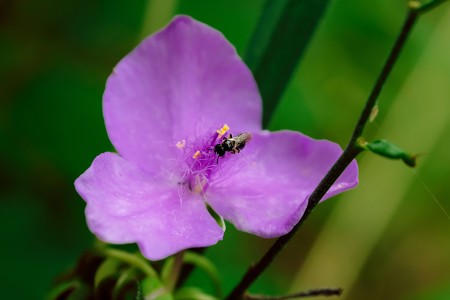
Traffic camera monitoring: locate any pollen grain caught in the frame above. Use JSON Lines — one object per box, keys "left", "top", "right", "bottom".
{"left": 192, "top": 150, "right": 201, "bottom": 159}
{"left": 176, "top": 140, "right": 186, "bottom": 149}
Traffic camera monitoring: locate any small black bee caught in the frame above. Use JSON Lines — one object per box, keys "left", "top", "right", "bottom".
{"left": 214, "top": 133, "right": 252, "bottom": 162}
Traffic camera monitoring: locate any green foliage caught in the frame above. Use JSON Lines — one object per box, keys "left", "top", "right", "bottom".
{"left": 2, "top": 0, "right": 450, "bottom": 299}
{"left": 411, "top": 284, "right": 450, "bottom": 300}
{"left": 183, "top": 252, "right": 222, "bottom": 298}
{"left": 141, "top": 277, "right": 174, "bottom": 300}
{"left": 94, "top": 257, "right": 121, "bottom": 288}
{"left": 245, "top": 0, "right": 331, "bottom": 127}
{"left": 174, "top": 287, "right": 220, "bottom": 300}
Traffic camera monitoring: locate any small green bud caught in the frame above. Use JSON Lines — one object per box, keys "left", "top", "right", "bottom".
{"left": 408, "top": 0, "right": 421, "bottom": 10}
{"left": 362, "top": 139, "right": 418, "bottom": 167}
{"left": 369, "top": 104, "right": 379, "bottom": 122}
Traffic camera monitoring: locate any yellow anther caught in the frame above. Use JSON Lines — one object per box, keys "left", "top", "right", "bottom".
{"left": 192, "top": 150, "right": 201, "bottom": 159}
{"left": 176, "top": 140, "right": 186, "bottom": 149}
{"left": 216, "top": 124, "right": 230, "bottom": 139}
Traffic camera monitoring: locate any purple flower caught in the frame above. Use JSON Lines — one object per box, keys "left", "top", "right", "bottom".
{"left": 75, "top": 16, "right": 358, "bottom": 260}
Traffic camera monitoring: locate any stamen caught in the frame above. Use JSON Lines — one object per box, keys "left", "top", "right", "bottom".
{"left": 192, "top": 150, "right": 201, "bottom": 159}
{"left": 216, "top": 124, "right": 230, "bottom": 139}
{"left": 176, "top": 140, "right": 186, "bottom": 149}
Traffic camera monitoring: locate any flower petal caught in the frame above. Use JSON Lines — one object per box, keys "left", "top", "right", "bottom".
{"left": 103, "top": 15, "right": 262, "bottom": 172}
{"left": 75, "top": 152, "right": 223, "bottom": 260}
{"left": 206, "top": 131, "right": 358, "bottom": 238}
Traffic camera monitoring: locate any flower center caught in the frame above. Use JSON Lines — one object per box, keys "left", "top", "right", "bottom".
{"left": 176, "top": 124, "right": 230, "bottom": 194}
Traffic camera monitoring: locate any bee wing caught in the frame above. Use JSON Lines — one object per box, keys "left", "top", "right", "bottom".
{"left": 234, "top": 132, "right": 252, "bottom": 144}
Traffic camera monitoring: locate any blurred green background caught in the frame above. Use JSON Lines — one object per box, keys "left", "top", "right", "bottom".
{"left": 1, "top": 0, "right": 450, "bottom": 299}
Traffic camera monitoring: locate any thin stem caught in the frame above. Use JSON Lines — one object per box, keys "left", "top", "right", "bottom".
{"left": 166, "top": 251, "right": 185, "bottom": 291}
{"left": 416, "top": 0, "right": 448, "bottom": 13}
{"left": 226, "top": 5, "right": 429, "bottom": 300}
{"left": 225, "top": 148, "right": 359, "bottom": 300}
{"left": 246, "top": 288, "right": 342, "bottom": 300}
{"left": 99, "top": 248, "right": 157, "bottom": 278}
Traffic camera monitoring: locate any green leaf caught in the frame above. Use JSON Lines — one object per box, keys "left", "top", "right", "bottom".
{"left": 245, "top": 0, "right": 332, "bottom": 127}
{"left": 45, "top": 281, "right": 78, "bottom": 300}
{"left": 46, "top": 281, "right": 91, "bottom": 300}
{"left": 95, "top": 275, "right": 119, "bottom": 300}
{"left": 66, "top": 284, "right": 92, "bottom": 300}
{"left": 99, "top": 248, "right": 158, "bottom": 278}
{"left": 363, "top": 139, "right": 417, "bottom": 167}
{"left": 94, "top": 257, "right": 121, "bottom": 288}
{"left": 183, "top": 252, "right": 222, "bottom": 298}
{"left": 161, "top": 256, "right": 175, "bottom": 285}
{"left": 141, "top": 276, "right": 174, "bottom": 300}
{"left": 112, "top": 268, "right": 139, "bottom": 299}
{"left": 413, "top": 284, "right": 450, "bottom": 300}
{"left": 74, "top": 250, "right": 105, "bottom": 286}
{"left": 174, "top": 287, "right": 220, "bottom": 300}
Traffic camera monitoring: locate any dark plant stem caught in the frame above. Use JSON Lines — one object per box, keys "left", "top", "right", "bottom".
{"left": 225, "top": 147, "right": 359, "bottom": 300}
{"left": 349, "top": 9, "right": 417, "bottom": 142}
{"left": 417, "top": 0, "right": 448, "bottom": 13}
{"left": 225, "top": 2, "right": 448, "bottom": 298}
{"left": 246, "top": 288, "right": 342, "bottom": 300}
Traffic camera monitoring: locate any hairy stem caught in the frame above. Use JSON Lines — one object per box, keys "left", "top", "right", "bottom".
{"left": 225, "top": 1, "right": 448, "bottom": 298}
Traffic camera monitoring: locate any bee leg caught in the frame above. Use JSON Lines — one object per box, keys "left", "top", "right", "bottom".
{"left": 237, "top": 143, "right": 246, "bottom": 151}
